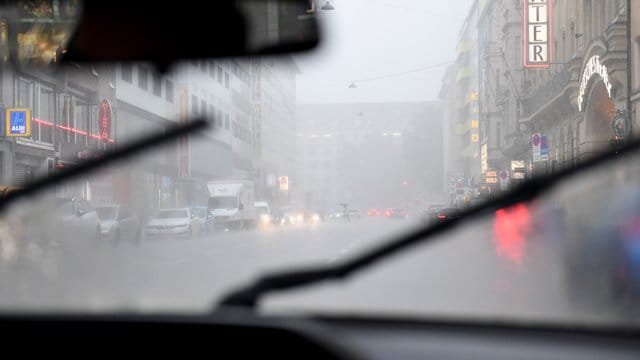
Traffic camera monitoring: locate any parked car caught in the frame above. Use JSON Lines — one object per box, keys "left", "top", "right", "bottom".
{"left": 146, "top": 208, "right": 201, "bottom": 238}
{"left": 54, "top": 197, "right": 101, "bottom": 243}
{"left": 95, "top": 204, "right": 141, "bottom": 245}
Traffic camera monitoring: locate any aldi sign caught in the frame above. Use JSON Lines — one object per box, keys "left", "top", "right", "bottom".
{"left": 523, "top": 0, "right": 551, "bottom": 68}
{"left": 5, "top": 108, "right": 31, "bottom": 137}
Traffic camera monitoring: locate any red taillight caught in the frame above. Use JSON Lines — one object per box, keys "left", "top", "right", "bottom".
{"left": 385, "top": 211, "right": 391, "bottom": 217}
{"left": 438, "top": 214, "right": 446, "bottom": 219}
{"left": 376, "top": 211, "right": 381, "bottom": 216}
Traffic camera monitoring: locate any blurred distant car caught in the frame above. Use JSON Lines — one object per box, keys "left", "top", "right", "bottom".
{"left": 423, "top": 204, "right": 445, "bottom": 220}
{"left": 146, "top": 208, "right": 201, "bottom": 238}
{"left": 348, "top": 209, "right": 362, "bottom": 220}
{"left": 384, "top": 208, "right": 407, "bottom": 219}
{"left": 54, "top": 197, "right": 101, "bottom": 242}
{"left": 190, "top": 206, "right": 210, "bottom": 234}
{"left": 95, "top": 204, "right": 141, "bottom": 245}
{"left": 367, "top": 208, "right": 382, "bottom": 217}
{"left": 255, "top": 201, "right": 272, "bottom": 228}
{"left": 433, "top": 207, "right": 462, "bottom": 223}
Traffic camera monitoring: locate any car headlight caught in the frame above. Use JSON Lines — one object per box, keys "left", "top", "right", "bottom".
{"left": 312, "top": 214, "right": 320, "bottom": 222}
{"left": 260, "top": 214, "right": 271, "bottom": 224}
{"left": 296, "top": 214, "right": 304, "bottom": 222}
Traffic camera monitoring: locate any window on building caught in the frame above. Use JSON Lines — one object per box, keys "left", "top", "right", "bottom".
{"left": 75, "top": 100, "right": 89, "bottom": 145}
{"left": 165, "top": 80, "right": 174, "bottom": 103}
{"left": 121, "top": 64, "right": 132, "bottom": 83}
{"left": 17, "top": 78, "right": 33, "bottom": 108}
{"left": 191, "top": 95, "right": 198, "bottom": 115}
{"left": 224, "top": 72, "right": 230, "bottom": 89}
{"left": 138, "top": 66, "right": 149, "bottom": 90}
{"left": 38, "top": 87, "right": 54, "bottom": 144}
{"left": 217, "top": 66, "right": 223, "bottom": 83}
{"left": 152, "top": 73, "right": 162, "bottom": 97}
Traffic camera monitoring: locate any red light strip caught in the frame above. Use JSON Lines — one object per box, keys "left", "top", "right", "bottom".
{"left": 33, "top": 118, "right": 115, "bottom": 143}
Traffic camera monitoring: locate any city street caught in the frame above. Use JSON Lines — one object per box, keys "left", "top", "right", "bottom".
{"left": 5, "top": 215, "right": 638, "bottom": 326}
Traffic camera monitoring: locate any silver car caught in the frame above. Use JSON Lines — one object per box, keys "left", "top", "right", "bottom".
{"left": 95, "top": 204, "right": 141, "bottom": 245}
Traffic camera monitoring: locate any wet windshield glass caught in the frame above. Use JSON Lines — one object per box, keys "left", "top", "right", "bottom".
{"left": 0, "top": 0, "right": 639, "bottom": 329}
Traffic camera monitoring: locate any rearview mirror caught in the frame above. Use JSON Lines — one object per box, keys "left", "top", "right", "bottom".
{"left": 59, "top": 0, "right": 320, "bottom": 71}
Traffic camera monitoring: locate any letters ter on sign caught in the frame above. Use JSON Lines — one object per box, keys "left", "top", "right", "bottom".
{"left": 523, "top": 0, "right": 551, "bottom": 68}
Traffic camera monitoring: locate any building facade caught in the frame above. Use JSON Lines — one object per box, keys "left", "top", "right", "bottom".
{"left": 444, "top": 0, "right": 638, "bottom": 199}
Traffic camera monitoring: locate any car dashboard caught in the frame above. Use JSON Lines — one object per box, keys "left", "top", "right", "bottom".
{"left": 1, "top": 312, "right": 639, "bottom": 359}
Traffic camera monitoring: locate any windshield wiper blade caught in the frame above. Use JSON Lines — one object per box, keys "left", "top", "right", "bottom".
{"left": 0, "top": 119, "right": 208, "bottom": 211}
{"left": 217, "top": 137, "right": 639, "bottom": 309}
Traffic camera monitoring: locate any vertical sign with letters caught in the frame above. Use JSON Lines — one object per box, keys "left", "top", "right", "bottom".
{"left": 523, "top": 0, "right": 551, "bottom": 68}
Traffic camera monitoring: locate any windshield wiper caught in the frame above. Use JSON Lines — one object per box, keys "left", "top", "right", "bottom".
{"left": 218, "top": 137, "right": 637, "bottom": 309}
{"left": 0, "top": 119, "right": 208, "bottom": 211}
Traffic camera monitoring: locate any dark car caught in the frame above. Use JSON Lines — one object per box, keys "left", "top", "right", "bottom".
{"left": 433, "top": 207, "right": 462, "bottom": 223}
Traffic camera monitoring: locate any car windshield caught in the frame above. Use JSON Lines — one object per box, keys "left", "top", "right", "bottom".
{"left": 156, "top": 210, "right": 188, "bottom": 219}
{"left": 95, "top": 207, "right": 117, "bottom": 220}
{"left": 208, "top": 197, "right": 237, "bottom": 209}
{"left": 0, "top": 0, "right": 639, "bottom": 330}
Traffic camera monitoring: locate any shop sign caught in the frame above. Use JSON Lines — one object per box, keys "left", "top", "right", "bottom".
{"left": 523, "top": 0, "right": 551, "bottom": 68}
{"left": 98, "top": 99, "right": 112, "bottom": 142}
{"left": 481, "top": 143, "right": 488, "bottom": 172}
{"left": 577, "top": 55, "right": 612, "bottom": 112}
{"left": 540, "top": 135, "right": 549, "bottom": 161}
{"left": 5, "top": 108, "right": 31, "bottom": 137}
{"left": 532, "top": 133, "right": 542, "bottom": 162}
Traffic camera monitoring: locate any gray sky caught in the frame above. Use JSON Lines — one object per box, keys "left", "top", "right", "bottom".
{"left": 295, "top": 0, "right": 474, "bottom": 104}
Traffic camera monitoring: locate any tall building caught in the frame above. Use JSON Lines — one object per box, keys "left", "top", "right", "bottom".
{"left": 443, "top": 0, "right": 638, "bottom": 196}
{"left": 296, "top": 102, "right": 443, "bottom": 211}
{"left": 252, "top": 56, "right": 298, "bottom": 207}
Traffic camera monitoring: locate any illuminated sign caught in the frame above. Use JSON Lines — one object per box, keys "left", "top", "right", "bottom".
{"left": 471, "top": 133, "right": 480, "bottom": 142}
{"left": 485, "top": 170, "right": 498, "bottom": 178}
{"left": 577, "top": 56, "right": 612, "bottom": 112}
{"left": 471, "top": 119, "right": 479, "bottom": 129}
{"left": 5, "top": 108, "right": 31, "bottom": 137}
{"left": 98, "top": 99, "right": 112, "bottom": 143}
{"left": 523, "top": 0, "right": 551, "bottom": 68}
{"left": 486, "top": 177, "right": 498, "bottom": 184}
{"left": 279, "top": 176, "right": 289, "bottom": 191}
{"left": 481, "top": 143, "right": 488, "bottom": 172}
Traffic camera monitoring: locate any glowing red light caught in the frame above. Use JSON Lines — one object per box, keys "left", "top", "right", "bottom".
{"left": 438, "top": 214, "right": 446, "bottom": 219}
{"left": 33, "top": 118, "right": 115, "bottom": 143}
{"left": 493, "top": 203, "right": 531, "bottom": 266}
